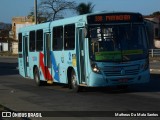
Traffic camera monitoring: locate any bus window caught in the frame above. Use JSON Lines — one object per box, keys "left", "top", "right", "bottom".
{"left": 29, "top": 31, "right": 36, "bottom": 51}
{"left": 64, "top": 24, "right": 75, "bottom": 50}
{"left": 18, "top": 33, "right": 22, "bottom": 52}
{"left": 53, "top": 26, "right": 63, "bottom": 50}
{"left": 89, "top": 24, "right": 148, "bottom": 62}
{"left": 36, "top": 29, "right": 43, "bottom": 51}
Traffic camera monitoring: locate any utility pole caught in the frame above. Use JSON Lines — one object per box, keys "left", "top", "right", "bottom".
{"left": 34, "top": 0, "right": 37, "bottom": 24}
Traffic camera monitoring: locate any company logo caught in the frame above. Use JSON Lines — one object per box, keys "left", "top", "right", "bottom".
{"left": 1, "top": 112, "right": 42, "bottom": 118}
{"left": 121, "top": 68, "right": 125, "bottom": 75}
{"left": 2, "top": 112, "right": 11, "bottom": 117}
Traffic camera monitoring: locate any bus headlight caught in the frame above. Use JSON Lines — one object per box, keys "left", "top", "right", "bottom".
{"left": 91, "top": 62, "right": 101, "bottom": 74}
{"left": 141, "top": 60, "right": 149, "bottom": 71}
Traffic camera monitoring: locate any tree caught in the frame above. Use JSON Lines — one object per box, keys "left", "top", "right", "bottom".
{"left": 76, "top": 2, "right": 95, "bottom": 15}
{"left": 28, "top": 0, "right": 76, "bottom": 22}
{"left": 0, "top": 23, "right": 11, "bottom": 42}
{"left": 28, "top": 11, "right": 47, "bottom": 23}
{"left": 151, "top": 11, "right": 160, "bottom": 17}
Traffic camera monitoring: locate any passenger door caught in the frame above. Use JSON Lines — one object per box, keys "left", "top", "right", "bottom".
{"left": 23, "top": 36, "right": 29, "bottom": 77}
{"left": 44, "top": 32, "right": 52, "bottom": 81}
{"left": 77, "top": 28, "right": 86, "bottom": 84}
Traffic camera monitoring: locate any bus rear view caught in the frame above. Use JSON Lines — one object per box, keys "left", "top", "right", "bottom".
{"left": 86, "top": 12, "right": 150, "bottom": 87}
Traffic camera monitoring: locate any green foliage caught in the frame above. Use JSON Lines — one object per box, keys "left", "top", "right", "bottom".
{"left": 150, "top": 11, "right": 160, "bottom": 17}
{"left": 76, "top": 2, "right": 95, "bottom": 15}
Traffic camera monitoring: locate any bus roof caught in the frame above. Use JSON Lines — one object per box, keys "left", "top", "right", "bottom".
{"left": 18, "top": 11, "right": 142, "bottom": 33}
{"left": 18, "top": 14, "right": 87, "bottom": 33}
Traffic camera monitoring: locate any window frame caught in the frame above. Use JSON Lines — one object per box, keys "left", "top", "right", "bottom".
{"left": 64, "top": 24, "right": 75, "bottom": 50}
{"left": 52, "top": 26, "right": 63, "bottom": 51}
{"left": 18, "top": 33, "right": 22, "bottom": 52}
{"left": 36, "top": 29, "right": 43, "bottom": 51}
{"left": 29, "top": 30, "right": 36, "bottom": 52}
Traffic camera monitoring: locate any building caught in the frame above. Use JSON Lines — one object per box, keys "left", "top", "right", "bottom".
{"left": 0, "top": 22, "right": 12, "bottom": 52}
{"left": 144, "top": 15, "right": 160, "bottom": 48}
{"left": 11, "top": 16, "right": 35, "bottom": 54}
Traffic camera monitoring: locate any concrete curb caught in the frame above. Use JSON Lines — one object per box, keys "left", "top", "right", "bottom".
{"left": 150, "top": 69, "right": 160, "bottom": 73}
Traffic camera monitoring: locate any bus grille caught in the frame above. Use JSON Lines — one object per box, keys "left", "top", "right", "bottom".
{"left": 103, "top": 65, "right": 140, "bottom": 76}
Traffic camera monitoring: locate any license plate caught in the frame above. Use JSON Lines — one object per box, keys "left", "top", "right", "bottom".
{"left": 118, "top": 78, "right": 128, "bottom": 83}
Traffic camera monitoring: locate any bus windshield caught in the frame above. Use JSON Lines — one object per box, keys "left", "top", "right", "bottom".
{"left": 89, "top": 24, "right": 148, "bottom": 62}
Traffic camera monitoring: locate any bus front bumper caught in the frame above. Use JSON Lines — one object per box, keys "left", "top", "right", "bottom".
{"left": 87, "top": 70, "right": 150, "bottom": 87}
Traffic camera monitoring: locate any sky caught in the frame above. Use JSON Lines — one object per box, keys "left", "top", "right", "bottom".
{"left": 0, "top": 0, "right": 160, "bottom": 23}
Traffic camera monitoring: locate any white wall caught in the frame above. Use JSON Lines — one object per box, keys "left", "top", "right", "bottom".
{"left": 12, "top": 42, "right": 18, "bottom": 54}
{"left": 2, "top": 43, "right": 8, "bottom": 51}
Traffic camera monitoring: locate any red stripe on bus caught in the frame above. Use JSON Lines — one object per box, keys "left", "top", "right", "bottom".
{"left": 39, "top": 52, "right": 53, "bottom": 80}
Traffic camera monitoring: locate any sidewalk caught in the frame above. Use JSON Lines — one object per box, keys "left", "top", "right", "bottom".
{"left": 150, "top": 69, "right": 160, "bottom": 74}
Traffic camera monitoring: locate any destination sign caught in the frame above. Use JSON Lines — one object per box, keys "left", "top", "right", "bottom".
{"left": 87, "top": 13, "right": 143, "bottom": 24}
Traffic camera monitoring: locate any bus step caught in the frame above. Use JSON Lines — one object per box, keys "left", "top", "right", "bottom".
{"left": 47, "top": 80, "right": 53, "bottom": 84}
{"left": 79, "top": 84, "right": 87, "bottom": 87}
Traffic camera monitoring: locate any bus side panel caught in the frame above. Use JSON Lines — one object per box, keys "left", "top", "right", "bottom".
{"left": 63, "top": 51, "right": 77, "bottom": 84}
{"left": 28, "top": 52, "right": 39, "bottom": 79}
{"left": 39, "top": 51, "right": 52, "bottom": 81}
{"left": 50, "top": 50, "right": 77, "bottom": 84}
{"left": 28, "top": 51, "right": 52, "bottom": 81}
{"left": 50, "top": 51, "right": 62, "bottom": 83}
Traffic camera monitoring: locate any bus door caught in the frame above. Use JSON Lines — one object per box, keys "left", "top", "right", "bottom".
{"left": 23, "top": 36, "right": 29, "bottom": 77}
{"left": 77, "top": 28, "right": 86, "bottom": 84}
{"left": 44, "top": 32, "right": 52, "bottom": 82}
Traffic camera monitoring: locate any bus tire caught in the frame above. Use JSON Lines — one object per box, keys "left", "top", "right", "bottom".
{"left": 34, "top": 67, "right": 43, "bottom": 86}
{"left": 70, "top": 70, "right": 80, "bottom": 92}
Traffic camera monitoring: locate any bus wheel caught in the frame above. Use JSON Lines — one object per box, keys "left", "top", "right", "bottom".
{"left": 71, "top": 70, "right": 80, "bottom": 92}
{"left": 34, "top": 67, "right": 42, "bottom": 86}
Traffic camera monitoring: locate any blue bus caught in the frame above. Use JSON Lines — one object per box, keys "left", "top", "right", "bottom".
{"left": 18, "top": 12, "right": 150, "bottom": 92}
